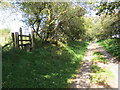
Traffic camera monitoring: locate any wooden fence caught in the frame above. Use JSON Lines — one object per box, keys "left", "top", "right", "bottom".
{"left": 2, "top": 27, "right": 35, "bottom": 51}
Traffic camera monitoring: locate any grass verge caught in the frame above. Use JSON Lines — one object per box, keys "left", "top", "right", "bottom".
{"left": 2, "top": 41, "right": 89, "bottom": 88}
{"left": 98, "top": 38, "right": 120, "bottom": 61}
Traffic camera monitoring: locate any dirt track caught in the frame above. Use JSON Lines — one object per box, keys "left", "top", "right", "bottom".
{"left": 71, "top": 42, "right": 118, "bottom": 89}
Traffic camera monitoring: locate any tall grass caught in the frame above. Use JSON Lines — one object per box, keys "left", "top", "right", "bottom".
{"left": 98, "top": 38, "right": 120, "bottom": 60}
{"left": 2, "top": 41, "right": 89, "bottom": 88}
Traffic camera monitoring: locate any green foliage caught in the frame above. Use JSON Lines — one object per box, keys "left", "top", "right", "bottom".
{"left": 58, "top": 6, "right": 86, "bottom": 41}
{"left": 17, "top": 2, "right": 86, "bottom": 42}
{"left": 96, "top": 2, "right": 120, "bottom": 16}
{"left": 91, "top": 14, "right": 120, "bottom": 40}
{"left": 83, "top": 17, "right": 94, "bottom": 40}
{"left": 93, "top": 2, "right": 120, "bottom": 40}
{"left": 99, "top": 38, "right": 120, "bottom": 60}
{"left": 2, "top": 41, "right": 89, "bottom": 88}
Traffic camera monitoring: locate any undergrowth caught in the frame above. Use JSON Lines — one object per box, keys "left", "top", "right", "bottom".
{"left": 98, "top": 38, "right": 120, "bottom": 61}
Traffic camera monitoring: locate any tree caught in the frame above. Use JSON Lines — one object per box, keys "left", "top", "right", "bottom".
{"left": 83, "top": 16, "right": 94, "bottom": 40}
{"left": 94, "top": 1, "right": 120, "bottom": 39}
{"left": 17, "top": 2, "right": 86, "bottom": 43}
{"left": 96, "top": 1, "right": 120, "bottom": 16}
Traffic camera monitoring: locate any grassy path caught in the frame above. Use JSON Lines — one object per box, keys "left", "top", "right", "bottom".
{"left": 71, "top": 42, "right": 118, "bottom": 88}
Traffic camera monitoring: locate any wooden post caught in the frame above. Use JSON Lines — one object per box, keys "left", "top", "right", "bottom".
{"left": 31, "top": 31, "right": 34, "bottom": 49}
{"left": 29, "top": 34, "right": 32, "bottom": 47}
{"left": 15, "top": 32, "right": 19, "bottom": 48}
{"left": 20, "top": 27, "right": 23, "bottom": 49}
{"left": 11, "top": 33, "right": 15, "bottom": 47}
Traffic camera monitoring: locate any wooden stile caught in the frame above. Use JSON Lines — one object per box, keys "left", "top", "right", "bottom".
{"left": 3, "top": 27, "right": 35, "bottom": 51}
{"left": 19, "top": 28, "right": 23, "bottom": 49}
{"left": 19, "top": 40, "right": 31, "bottom": 41}
{"left": 15, "top": 32, "right": 19, "bottom": 48}
{"left": 31, "top": 31, "right": 34, "bottom": 49}
{"left": 11, "top": 33, "right": 15, "bottom": 47}
{"left": 18, "top": 35, "right": 30, "bottom": 37}
{"left": 2, "top": 41, "right": 13, "bottom": 49}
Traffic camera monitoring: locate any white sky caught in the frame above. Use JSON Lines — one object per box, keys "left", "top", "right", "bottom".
{"left": 0, "top": 6, "right": 25, "bottom": 32}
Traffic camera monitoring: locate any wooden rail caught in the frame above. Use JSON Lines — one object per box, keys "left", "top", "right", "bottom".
{"left": 2, "top": 41, "right": 13, "bottom": 49}
{"left": 19, "top": 43, "right": 31, "bottom": 46}
{"left": 19, "top": 40, "right": 31, "bottom": 41}
{"left": 18, "top": 35, "right": 30, "bottom": 37}
{"left": 2, "top": 27, "right": 35, "bottom": 51}
{"left": 13, "top": 27, "right": 34, "bottom": 51}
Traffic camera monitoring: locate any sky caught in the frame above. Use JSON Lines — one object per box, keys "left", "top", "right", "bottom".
{"left": 0, "top": 6, "right": 30, "bottom": 34}
{"left": 79, "top": 2, "right": 98, "bottom": 17}
{"left": 0, "top": 8, "right": 23, "bottom": 31}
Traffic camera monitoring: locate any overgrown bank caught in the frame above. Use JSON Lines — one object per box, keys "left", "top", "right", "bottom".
{"left": 2, "top": 41, "right": 89, "bottom": 88}
{"left": 98, "top": 38, "right": 120, "bottom": 61}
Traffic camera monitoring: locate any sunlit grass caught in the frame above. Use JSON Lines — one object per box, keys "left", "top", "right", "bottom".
{"left": 92, "top": 52, "right": 108, "bottom": 63}
{"left": 91, "top": 68, "right": 114, "bottom": 85}
{"left": 98, "top": 38, "right": 120, "bottom": 60}
{"left": 2, "top": 41, "right": 89, "bottom": 88}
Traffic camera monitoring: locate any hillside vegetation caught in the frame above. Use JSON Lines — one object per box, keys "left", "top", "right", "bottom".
{"left": 1, "top": 1, "right": 120, "bottom": 88}
{"left": 99, "top": 39, "right": 120, "bottom": 61}
{"left": 3, "top": 41, "right": 89, "bottom": 88}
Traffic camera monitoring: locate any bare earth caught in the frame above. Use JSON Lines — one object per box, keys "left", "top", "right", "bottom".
{"left": 71, "top": 42, "right": 119, "bottom": 89}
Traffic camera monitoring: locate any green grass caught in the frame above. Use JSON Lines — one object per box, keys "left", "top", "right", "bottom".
{"left": 98, "top": 38, "right": 120, "bottom": 61}
{"left": 2, "top": 41, "right": 89, "bottom": 88}
{"left": 92, "top": 52, "right": 108, "bottom": 63}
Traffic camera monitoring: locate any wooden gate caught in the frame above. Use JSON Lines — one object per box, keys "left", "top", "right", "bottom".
{"left": 12, "top": 28, "right": 34, "bottom": 51}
